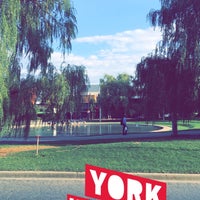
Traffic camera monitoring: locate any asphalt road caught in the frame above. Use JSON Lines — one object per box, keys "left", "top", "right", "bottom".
{"left": 0, "top": 178, "right": 200, "bottom": 200}
{"left": 167, "top": 181, "right": 200, "bottom": 200}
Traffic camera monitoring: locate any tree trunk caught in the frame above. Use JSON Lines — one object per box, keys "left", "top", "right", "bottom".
{"left": 24, "top": 115, "right": 30, "bottom": 139}
{"left": 171, "top": 112, "right": 178, "bottom": 136}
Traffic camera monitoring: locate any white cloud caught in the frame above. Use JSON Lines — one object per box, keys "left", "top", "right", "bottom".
{"left": 50, "top": 27, "right": 162, "bottom": 84}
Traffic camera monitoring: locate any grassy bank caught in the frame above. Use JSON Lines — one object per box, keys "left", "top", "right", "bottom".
{"left": 0, "top": 139, "right": 199, "bottom": 173}
{"left": 157, "top": 120, "right": 200, "bottom": 130}
{"left": 134, "top": 120, "right": 200, "bottom": 131}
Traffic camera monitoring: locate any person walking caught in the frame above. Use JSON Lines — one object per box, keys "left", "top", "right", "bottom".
{"left": 121, "top": 114, "right": 128, "bottom": 135}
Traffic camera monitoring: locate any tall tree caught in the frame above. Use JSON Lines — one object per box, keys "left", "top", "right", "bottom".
{"left": 0, "top": 0, "right": 77, "bottom": 136}
{"left": 39, "top": 63, "right": 69, "bottom": 123}
{"left": 17, "top": 0, "right": 77, "bottom": 73}
{"left": 99, "top": 74, "right": 132, "bottom": 118}
{"left": 148, "top": 0, "right": 200, "bottom": 136}
{"left": 0, "top": 1, "right": 20, "bottom": 124}
{"left": 135, "top": 57, "right": 164, "bottom": 121}
{"left": 63, "top": 64, "right": 89, "bottom": 118}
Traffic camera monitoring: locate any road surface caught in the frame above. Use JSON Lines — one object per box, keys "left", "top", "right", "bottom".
{"left": 0, "top": 178, "right": 199, "bottom": 200}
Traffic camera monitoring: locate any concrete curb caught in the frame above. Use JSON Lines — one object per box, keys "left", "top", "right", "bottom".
{"left": 133, "top": 173, "right": 200, "bottom": 182}
{"left": 0, "top": 171, "right": 85, "bottom": 179}
{"left": 0, "top": 171, "right": 199, "bottom": 182}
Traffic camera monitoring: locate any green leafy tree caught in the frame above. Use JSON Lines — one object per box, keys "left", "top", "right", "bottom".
{"left": 135, "top": 57, "right": 163, "bottom": 121}
{"left": 136, "top": 56, "right": 176, "bottom": 120}
{"left": 136, "top": 55, "right": 196, "bottom": 132}
{"left": 39, "top": 64, "right": 69, "bottom": 123}
{"left": 0, "top": 1, "right": 20, "bottom": 125}
{"left": 147, "top": 0, "right": 200, "bottom": 136}
{"left": 16, "top": 0, "right": 77, "bottom": 72}
{"left": 99, "top": 74, "right": 132, "bottom": 118}
{"left": 0, "top": 0, "right": 77, "bottom": 136}
{"left": 9, "top": 76, "right": 38, "bottom": 138}
{"left": 63, "top": 64, "right": 89, "bottom": 118}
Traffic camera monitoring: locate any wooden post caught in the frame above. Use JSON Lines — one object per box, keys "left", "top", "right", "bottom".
{"left": 36, "top": 135, "right": 40, "bottom": 155}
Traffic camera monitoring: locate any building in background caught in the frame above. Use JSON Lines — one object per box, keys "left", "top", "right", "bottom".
{"left": 36, "top": 85, "right": 101, "bottom": 121}
{"left": 81, "top": 85, "right": 100, "bottom": 120}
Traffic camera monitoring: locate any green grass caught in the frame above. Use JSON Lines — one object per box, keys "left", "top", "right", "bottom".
{"left": 135, "top": 120, "right": 200, "bottom": 130}
{"left": 177, "top": 120, "right": 200, "bottom": 130}
{"left": 1, "top": 120, "right": 200, "bottom": 173}
{"left": 0, "top": 140, "right": 199, "bottom": 173}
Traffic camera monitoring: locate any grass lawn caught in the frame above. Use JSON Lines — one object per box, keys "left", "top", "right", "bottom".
{"left": 0, "top": 139, "right": 199, "bottom": 173}
{"left": 132, "top": 120, "right": 200, "bottom": 131}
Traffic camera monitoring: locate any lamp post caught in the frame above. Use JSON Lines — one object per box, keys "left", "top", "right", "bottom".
{"left": 99, "top": 107, "right": 102, "bottom": 122}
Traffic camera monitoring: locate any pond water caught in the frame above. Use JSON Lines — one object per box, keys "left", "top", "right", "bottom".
{"left": 25, "top": 122, "right": 161, "bottom": 137}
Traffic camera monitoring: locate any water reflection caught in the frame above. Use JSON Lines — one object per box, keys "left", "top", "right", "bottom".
{"left": 8, "top": 121, "right": 160, "bottom": 138}
{"left": 27, "top": 122, "right": 159, "bottom": 137}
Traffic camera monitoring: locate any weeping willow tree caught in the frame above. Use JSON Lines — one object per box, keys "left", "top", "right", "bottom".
{"left": 147, "top": 0, "right": 200, "bottom": 136}
{"left": 0, "top": 0, "right": 77, "bottom": 136}
{"left": 0, "top": 1, "right": 20, "bottom": 129}
{"left": 16, "top": 0, "right": 77, "bottom": 73}
{"left": 39, "top": 63, "right": 70, "bottom": 124}
{"left": 62, "top": 64, "right": 89, "bottom": 118}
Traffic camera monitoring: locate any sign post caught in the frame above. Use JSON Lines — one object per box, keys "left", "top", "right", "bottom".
{"left": 36, "top": 135, "right": 40, "bottom": 155}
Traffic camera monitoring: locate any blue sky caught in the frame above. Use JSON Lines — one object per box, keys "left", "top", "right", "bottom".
{"left": 51, "top": 0, "right": 162, "bottom": 84}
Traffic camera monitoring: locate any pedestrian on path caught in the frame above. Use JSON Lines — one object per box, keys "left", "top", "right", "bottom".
{"left": 121, "top": 114, "right": 128, "bottom": 135}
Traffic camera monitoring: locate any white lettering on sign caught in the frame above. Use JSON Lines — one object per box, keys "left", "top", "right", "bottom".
{"left": 85, "top": 164, "right": 166, "bottom": 200}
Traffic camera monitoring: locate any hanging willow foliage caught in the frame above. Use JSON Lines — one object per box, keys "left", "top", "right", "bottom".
{"left": 0, "top": 0, "right": 20, "bottom": 121}
{"left": 0, "top": 0, "right": 77, "bottom": 131}
{"left": 17, "top": 0, "right": 78, "bottom": 72}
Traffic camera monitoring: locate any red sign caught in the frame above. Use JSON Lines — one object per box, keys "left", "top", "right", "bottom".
{"left": 67, "top": 194, "right": 89, "bottom": 200}
{"left": 85, "top": 164, "right": 166, "bottom": 200}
